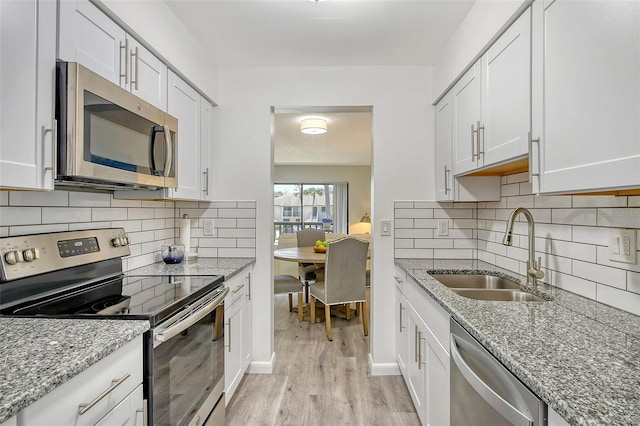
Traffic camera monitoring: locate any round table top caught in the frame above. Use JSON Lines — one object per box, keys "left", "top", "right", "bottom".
{"left": 273, "top": 246, "right": 327, "bottom": 263}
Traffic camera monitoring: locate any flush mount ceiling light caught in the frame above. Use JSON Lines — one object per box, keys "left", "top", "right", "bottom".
{"left": 300, "top": 118, "right": 327, "bottom": 135}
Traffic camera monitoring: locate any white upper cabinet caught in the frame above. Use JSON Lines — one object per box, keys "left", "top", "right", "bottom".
{"left": 168, "top": 71, "right": 202, "bottom": 201}
{"left": 435, "top": 95, "right": 454, "bottom": 201}
{"left": 452, "top": 62, "right": 482, "bottom": 175}
{"left": 482, "top": 7, "right": 530, "bottom": 167}
{"left": 0, "top": 0, "right": 56, "bottom": 190}
{"left": 58, "top": 0, "right": 167, "bottom": 110}
{"left": 531, "top": 0, "right": 640, "bottom": 194}
{"left": 200, "top": 98, "right": 214, "bottom": 201}
{"left": 452, "top": 8, "right": 531, "bottom": 176}
{"left": 127, "top": 37, "right": 168, "bottom": 110}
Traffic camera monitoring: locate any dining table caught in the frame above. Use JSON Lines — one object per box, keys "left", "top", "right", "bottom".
{"left": 273, "top": 246, "right": 327, "bottom": 302}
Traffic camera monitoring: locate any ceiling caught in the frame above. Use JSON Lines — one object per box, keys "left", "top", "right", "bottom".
{"left": 165, "top": 0, "right": 475, "bottom": 165}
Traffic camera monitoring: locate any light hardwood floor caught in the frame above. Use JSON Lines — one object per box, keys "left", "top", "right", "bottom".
{"left": 226, "top": 294, "right": 421, "bottom": 426}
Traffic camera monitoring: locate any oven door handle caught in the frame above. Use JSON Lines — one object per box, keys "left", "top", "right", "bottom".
{"left": 154, "top": 288, "right": 229, "bottom": 346}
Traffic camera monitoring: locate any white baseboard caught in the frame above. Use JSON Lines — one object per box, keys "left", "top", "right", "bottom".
{"left": 248, "top": 352, "right": 275, "bottom": 374}
{"left": 368, "top": 353, "right": 401, "bottom": 376}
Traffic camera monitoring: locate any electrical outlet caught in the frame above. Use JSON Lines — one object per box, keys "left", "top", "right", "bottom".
{"left": 609, "top": 228, "right": 637, "bottom": 264}
{"left": 437, "top": 219, "right": 449, "bottom": 236}
{"left": 203, "top": 219, "right": 214, "bottom": 236}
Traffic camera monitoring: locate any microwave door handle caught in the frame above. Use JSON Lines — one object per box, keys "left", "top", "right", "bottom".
{"left": 149, "top": 126, "right": 161, "bottom": 175}
{"left": 163, "top": 125, "right": 173, "bottom": 177}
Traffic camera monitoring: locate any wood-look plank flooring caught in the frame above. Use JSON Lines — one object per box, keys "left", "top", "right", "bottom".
{"left": 226, "top": 294, "right": 421, "bottom": 426}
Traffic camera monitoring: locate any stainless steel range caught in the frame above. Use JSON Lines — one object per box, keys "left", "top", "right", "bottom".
{"left": 0, "top": 228, "right": 227, "bottom": 426}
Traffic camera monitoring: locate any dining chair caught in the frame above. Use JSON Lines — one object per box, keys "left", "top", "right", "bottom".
{"left": 274, "top": 274, "right": 304, "bottom": 321}
{"left": 296, "top": 228, "right": 326, "bottom": 283}
{"left": 309, "top": 237, "right": 369, "bottom": 341}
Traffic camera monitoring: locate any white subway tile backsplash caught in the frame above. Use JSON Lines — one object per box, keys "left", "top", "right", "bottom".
{"left": 533, "top": 195, "right": 572, "bottom": 209}
{"left": 68, "top": 192, "right": 110, "bottom": 207}
{"left": 395, "top": 248, "right": 434, "bottom": 258}
{"left": 552, "top": 208, "right": 597, "bottom": 226}
{"left": 237, "top": 219, "right": 256, "bottom": 228}
{"left": 42, "top": 207, "right": 91, "bottom": 224}
{"left": 68, "top": 221, "right": 111, "bottom": 231}
{"left": 506, "top": 195, "right": 534, "bottom": 208}
{"left": 209, "top": 201, "right": 240, "bottom": 208}
{"left": 572, "top": 226, "right": 609, "bottom": 246}
{"left": 127, "top": 208, "right": 154, "bottom": 220}
{"left": 0, "top": 192, "right": 8, "bottom": 206}
{"left": 394, "top": 218, "right": 414, "bottom": 228}
{"left": 218, "top": 208, "right": 255, "bottom": 218}
{"left": 552, "top": 273, "right": 597, "bottom": 299}
{"left": 597, "top": 207, "right": 640, "bottom": 228}
{"left": 395, "top": 208, "right": 433, "bottom": 219}
{"left": 396, "top": 228, "right": 433, "bottom": 239}
{"left": 154, "top": 208, "right": 174, "bottom": 219}
{"left": 595, "top": 246, "right": 640, "bottom": 272}
{"left": 10, "top": 224, "right": 69, "bottom": 236}
{"left": 0, "top": 207, "right": 41, "bottom": 226}
{"left": 395, "top": 239, "right": 414, "bottom": 249}
{"left": 536, "top": 223, "right": 572, "bottom": 241}
{"left": 10, "top": 191, "right": 68, "bottom": 206}
{"left": 572, "top": 260, "right": 627, "bottom": 290}
{"left": 414, "top": 219, "right": 438, "bottom": 228}
{"left": 212, "top": 218, "right": 237, "bottom": 228}
{"left": 413, "top": 201, "right": 441, "bottom": 208}
{"left": 415, "top": 239, "right": 453, "bottom": 249}
{"left": 434, "top": 249, "right": 474, "bottom": 259}
{"left": 92, "top": 207, "right": 127, "bottom": 222}
{"left": 506, "top": 172, "right": 528, "bottom": 184}
{"left": 434, "top": 208, "right": 474, "bottom": 219}
{"left": 141, "top": 219, "right": 166, "bottom": 231}
{"left": 237, "top": 202, "right": 257, "bottom": 208}
{"left": 218, "top": 229, "right": 255, "bottom": 238}
{"left": 629, "top": 196, "right": 640, "bottom": 207}
{"left": 628, "top": 271, "right": 640, "bottom": 294}
{"left": 237, "top": 239, "right": 256, "bottom": 248}
{"left": 597, "top": 284, "right": 640, "bottom": 316}
{"left": 110, "top": 198, "right": 142, "bottom": 208}
{"left": 502, "top": 183, "right": 520, "bottom": 197}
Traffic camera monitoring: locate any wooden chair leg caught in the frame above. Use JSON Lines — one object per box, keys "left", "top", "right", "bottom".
{"left": 310, "top": 295, "right": 316, "bottom": 323}
{"left": 361, "top": 301, "right": 369, "bottom": 336}
{"left": 325, "top": 304, "right": 333, "bottom": 341}
{"left": 356, "top": 302, "right": 361, "bottom": 317}
{"left": 346, "top": 303, "right": 352, "bottom": 320}
{"left": 298, "top": 292, "right": 304, "bottom": 322}
{"left": 288, "top": 293, "right": 293, "bottom": 312}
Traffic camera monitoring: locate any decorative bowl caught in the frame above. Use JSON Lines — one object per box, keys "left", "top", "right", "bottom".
{"left": 313, "top": 246, "right": 327, "bottom": 253}
{"left": 161, "top": 244, "right": 185, "bottom": 264}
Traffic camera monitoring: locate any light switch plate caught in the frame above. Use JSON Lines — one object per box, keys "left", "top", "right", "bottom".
{"left": 380, "top": 220, "right": 391, "bottom": 236}
{"left": 609, "top": 228, "right": 637, "bottom": 264}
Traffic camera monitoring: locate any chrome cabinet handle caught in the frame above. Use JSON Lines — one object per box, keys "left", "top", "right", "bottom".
{"left": 477, "top": 121, "right": 484, "bottom": 160}
{"left": 444, "top": 165, "right": 450, "bottom": 194}
{"left": 450, "top": 333, "right": 534, "bottom": 426}
{"left": 471, "top": 123, "right": 477, "bottom": 161}
{"left": 119, "top": 39, "right": 129, "bottom": 84}
{"left": 130, "top": 46, "right": 139, "bottom": 90}
{"left": 399, "top": 302, "right": 405, "bottom": 333}
{"left": 246, "top": 273, "right": 251, "bottom": 300}
{"left": 418, "top": 331, "right": 426, "bottom": 370}
{"left": 78, "top": 374, "right": 130, "bottom": 415}
{"left": 394, "top": 276, "right": 403, "bottom": 283}
{"left": 528, "top": 131, "right": 541, "bottom": 184}
{"left": 414, "top": 326, "right": 419, "bottom": 363}
{"left": 43, "top": 119, "right": 57, "bottom": 181}
{"left": 225, "top": 320, "right": 231, "bottom": 353}
{"left": 202, "top": 168, "right": 209, "bottom": 196}
{"left": 163, "top": 125, "right": 173, "bottom": 178}
{"left": 233, "top": 283, "right": 245, "bottom": 294}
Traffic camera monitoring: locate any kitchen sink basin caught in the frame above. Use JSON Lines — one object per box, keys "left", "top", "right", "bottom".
{"left": 451, "top": 289, "right": 546, "bottom": 302}
{"left": 431, "top": 274, "right": 521, "bottom": 290}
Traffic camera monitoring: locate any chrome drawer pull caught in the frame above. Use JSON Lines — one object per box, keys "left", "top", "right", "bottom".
{"left": 78, "top": 373, "right": 130, "bottom": 415}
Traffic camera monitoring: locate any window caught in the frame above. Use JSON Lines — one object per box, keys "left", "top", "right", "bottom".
{"left": 274, "top": 183, "right": 348, "bottom": 238}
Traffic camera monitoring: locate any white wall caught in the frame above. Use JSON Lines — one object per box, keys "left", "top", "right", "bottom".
{"left": 432, "top": 0, "right": 525, "bottom": 100}
{"left": 215, "top": 66, "right": 433, "bottom": 373}
{"left": 100, "top": 0, "right": 219, "bottom": 101}
{"left": 274, "top": 165, "right": 371, "bottom": 234}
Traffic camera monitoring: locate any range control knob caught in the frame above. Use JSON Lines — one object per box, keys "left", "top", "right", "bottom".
{"left": 4, "top": 250, "right": 20, "bottom": 265}
{"left": 22, "top": 248, "right": 39, "bottom": 262}
{"left": 111, "top": 237, "right": 122, "bottom": 247}
{"left": 123, "top": 236, "right": 130, "bottom": 246}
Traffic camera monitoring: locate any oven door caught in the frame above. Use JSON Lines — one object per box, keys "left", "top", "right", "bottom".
{"left": 150, "top": 287, "right": 228, "bottom": 426}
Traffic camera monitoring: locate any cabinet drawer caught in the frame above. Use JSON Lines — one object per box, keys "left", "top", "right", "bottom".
{"left": 226, "top": 273, "right": 248, "bottom": 307}
{"left": 20, "top": 335, "right": 143, "bottom": 426}
{"left": 95, "top": 384, "right": 144, "bottom": 426}
{"left": 404, "top": 275, "right": 450, "bottom": 352}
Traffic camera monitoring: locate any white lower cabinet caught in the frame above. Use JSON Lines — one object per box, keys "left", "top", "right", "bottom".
{"left": 395, "top": 273, "right": 450, "bottom": 425}
{"left": 17, "top": 335, "right": 144, "bottom": 426}
{"left": 224, "top": 268, "right": 253, "bottom": 406}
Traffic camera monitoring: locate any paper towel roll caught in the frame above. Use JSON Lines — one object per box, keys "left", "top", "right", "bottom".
{"left": 179, "top": 214, "right": 191, "bottom": 253}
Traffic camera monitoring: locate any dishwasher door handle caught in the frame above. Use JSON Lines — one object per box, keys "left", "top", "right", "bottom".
{"left": 450, "top": 333, "right": 534, "bottom": 426}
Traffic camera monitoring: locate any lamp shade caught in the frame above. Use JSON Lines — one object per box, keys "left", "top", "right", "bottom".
{"left": 300, "top": 118, "right": 327, "bottom": 135}
{"left": 360, "top": 213, "right": 371, "bottom": 223}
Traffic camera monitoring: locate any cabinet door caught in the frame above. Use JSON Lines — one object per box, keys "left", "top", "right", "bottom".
{"left": 94, "top": 384, "right": 144, "bottom": 426}
{"left": 200, "top": 97, "right": 214, "bottom": 201}
{"left": 241, "top": 273, "right": 253, "bottom": 371}
{"left": 128, "top": 36, "right": 167, "bottom": 110}
{"left": 225, "top": 296, "right": 243, "bottom": 405}
{"left": 435, "top": 95, "right": 453, "bottom": 201}
{"left": 396, "top": 289, "right": 410, "bottom": 378}
{"left": 0, "top": 0, "right": 55, "bottom": 190}
{"left": 452, "top": 62, "right": 482, "bottom": 176}
{"left": 482, "top": 7, "right": 531, "bottom": 166}
{"left": 406, "top": 310, "right": 427, "bottom": 425}
{"left": 426, "top": 336, "right": 450, "bottom": 426}
{"left": 168, "top": 71, "right": 202, "bottom": 200}
{"left": 532, "top": 0, "right": 640, "bottom": 194}
{"left": 58, "top": 0, "right": 126, "bottom": 85}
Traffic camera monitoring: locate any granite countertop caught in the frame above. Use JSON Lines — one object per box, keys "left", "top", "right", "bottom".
{"left": 127, "top": 257, "right": 255, "bottom": 280}
{"left": 0, "top": 318, "right": 149, "bottom": 422}
{"left": 395, "top": 259, "right": 640, "bottom": 426}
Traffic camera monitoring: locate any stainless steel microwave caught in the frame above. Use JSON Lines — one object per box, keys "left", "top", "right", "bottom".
{"left": 55, "top": 61, "right": 177, "bottom": 190}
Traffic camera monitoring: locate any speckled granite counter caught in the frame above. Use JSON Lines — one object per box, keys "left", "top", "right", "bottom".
{"left": 395, "top": 259, "right": 640, "bottom": 426}
{"left": 0, "top": 318, "right": 148, "bottom": 422}
{"left": 127, "top": 257, "right": 255, "bottom": 280}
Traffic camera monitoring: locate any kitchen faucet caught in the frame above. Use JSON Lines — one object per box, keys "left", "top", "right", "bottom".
{"left": 502, "top": 207, "right": 545, "bottom": 287}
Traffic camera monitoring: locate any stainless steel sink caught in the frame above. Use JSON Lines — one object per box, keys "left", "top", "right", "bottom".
{"left": 431, "top": 274, "right": 521, "bottom": 290}
{"left": 451, "top": 289, "right": 546, "bottom": 302}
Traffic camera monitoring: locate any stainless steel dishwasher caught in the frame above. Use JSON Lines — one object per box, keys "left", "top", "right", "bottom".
{"left": 450, "top": 319, "right": 547, "bottom": 426}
